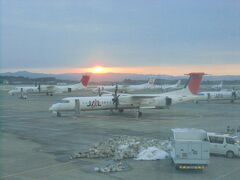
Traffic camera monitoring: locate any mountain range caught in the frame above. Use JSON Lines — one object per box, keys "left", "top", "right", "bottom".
{"left": 1, "top": 71, "right": 240, "bottom": 82}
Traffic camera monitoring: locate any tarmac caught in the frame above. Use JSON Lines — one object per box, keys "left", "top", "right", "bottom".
{"left": 0, "top": 89, "right": 240, "bottom": 180}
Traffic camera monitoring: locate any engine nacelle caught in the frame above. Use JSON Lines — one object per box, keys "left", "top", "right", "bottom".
{"left": 155, "top": 96, "right": 172, "bottom": 107}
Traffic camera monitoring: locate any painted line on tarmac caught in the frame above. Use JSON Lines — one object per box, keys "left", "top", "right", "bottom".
{"left": 0, "top": 159, "right": 90, "bottom": 179}
{"left": 0, "top": 161, "right": 73, "bottom": 179}
{"left": 213, "top": 166, "right": 240, "bottom": 180}
{"left": 31, "top": 165, "right": 89, "bottom": 180}
{"left": 1, "top": 124, "right": 60, "bottom": 131}
{"left": 0, "top": 115, "right": 21, "bottom": 118}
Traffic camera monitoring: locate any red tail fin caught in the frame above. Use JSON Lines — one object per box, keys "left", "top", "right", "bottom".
{"left": 81, "top": 75, "right": 90, "bottom": 86}
{"left": 185, "top": 73, "right": 205, "bottom": 94}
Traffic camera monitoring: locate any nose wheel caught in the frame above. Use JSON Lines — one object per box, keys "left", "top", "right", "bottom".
{"left": 137, "top": 109, "right": 142, "bottom": 118}
{"left": 57, "top": 112, "right": 61, "bottom": 117}
{"left": 119, "top": 109, "right": 124, "bottom": 113}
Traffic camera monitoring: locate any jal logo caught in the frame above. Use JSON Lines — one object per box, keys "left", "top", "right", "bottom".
{"left": 87, "top": 99, "right": 101, "bottom": 108}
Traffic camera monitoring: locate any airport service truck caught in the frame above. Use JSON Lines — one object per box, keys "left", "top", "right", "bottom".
{"left": 170, "top": 128, "right": 210, "bottom": 170}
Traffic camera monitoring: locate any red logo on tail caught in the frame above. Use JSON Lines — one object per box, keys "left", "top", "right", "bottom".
{"left": 81, "top": 75, "right": 90, "bottom": 86}
{"left": 186, "top": 73, "right": 205, "bottom": 94}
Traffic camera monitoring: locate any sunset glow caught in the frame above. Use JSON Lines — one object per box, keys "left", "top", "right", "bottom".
{"left": 76, "top": 65, "right": 240, "bottom": 75}
{"left": 85, "top": 66, "right": 125, "bottom": 74}
{"left": 3, "top": 64, "right": 240, "bottom": 76}
{"left": 91, "top": 66, "right": 104, "bottom": 73}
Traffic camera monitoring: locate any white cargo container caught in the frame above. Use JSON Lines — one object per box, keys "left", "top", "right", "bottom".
{"left": 171, "top": 128, "right": 210, "bottom": 170}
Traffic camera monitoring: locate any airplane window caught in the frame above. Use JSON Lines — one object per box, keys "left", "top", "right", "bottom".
{"left": 61, "top": 100, "right": 70, "bottom": 103}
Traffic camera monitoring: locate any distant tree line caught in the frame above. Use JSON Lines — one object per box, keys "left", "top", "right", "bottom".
{"left": 0, "top": 76, "right": 77, "bottom": 85}
{"left": 1, "top": 75, "right": 240, "bottom": 86}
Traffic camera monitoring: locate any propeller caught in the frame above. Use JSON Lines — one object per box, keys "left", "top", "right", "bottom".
{"left": 112, "top": 84, "right": 120, "bottom": 109}
{"left": 38, "top": 83, "right": 41, "bottom": 93}
{"left": 98, "top": 87, "right": 102, "bottom": 97}
{"left": 232, "top": 89, "right": 237, "bottom": 100}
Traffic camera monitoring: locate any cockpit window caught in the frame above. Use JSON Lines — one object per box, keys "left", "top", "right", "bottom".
{"left": 61, "top": 100, "right": 70, "bottom": 103}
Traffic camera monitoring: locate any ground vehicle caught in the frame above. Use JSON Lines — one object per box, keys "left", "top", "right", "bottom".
{"left": 207, "top": 132, "right": 240, "bottom": 158}
{"left": 171, "top": 128, "right": 210, "bottom": 170}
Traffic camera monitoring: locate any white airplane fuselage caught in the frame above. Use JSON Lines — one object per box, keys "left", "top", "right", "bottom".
{"left": 196, "top": 90, "right": 236, "bottom": 102}
{"left": 49, "top": 73, "right": 204, "bottom": 116}
{"left": 8, "top": 86, "right": 39, "bottom": 95}
{"left": 211, "top": 81, "right": 223, "bottom": 90}
{"left": 8, "top": 84, "right": 86, "bottom": 95}
{"left": 8, "top": 75, "right": 90, "bottom": 95}
{"left": 49, "top": 96, "right": 138, "bottom": 112}
{"left": 49, "top": 86, "right": 197, "bottom": 113}
{"left": 151, "top": 80, "right": 181, "bottom": 90}
{"left": 95, "top": 82, "right": 180, "bottom": 93}
{"left": 94, "top": 83, "right": 154, "bottom": 93}
{"left": 124, "top": 83, "right": 154, "bottom": 91}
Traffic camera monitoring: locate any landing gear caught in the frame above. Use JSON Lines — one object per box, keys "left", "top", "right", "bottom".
{"left": 137, "top": 109, "right": 142, "bottom": 118}
{"left": 57, "top": 112, "right": 61, "bottom": 117}
{"left": 119, "top": 109, "right": 124, "bottom": 113}
{"left": 75, "top": 99, "right": 80, "bottom": 116}
{"left": 19, "top": 88, "right": 27, "bottom": 99}
{"left": 46, "top": 92, "right": 53, "bottom": 96}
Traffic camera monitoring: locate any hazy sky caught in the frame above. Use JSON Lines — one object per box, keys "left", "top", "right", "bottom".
{"left": 1, "top": 0, "right": 240, "bottom": 74}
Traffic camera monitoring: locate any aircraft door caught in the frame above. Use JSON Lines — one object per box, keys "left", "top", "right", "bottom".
{"left": 207, "top": 93, "right": 210, "bottom": 101}
{"left": 232, "top": 91, "right": 237, "bottom": 100}
{"left": 68, "top": 88, "right": 72, "bottom": 92}
{"left": 165, "top": 97, "right": 172, "bottom": 106}
{"left": 75, "top": 99, "right": 80, "bottom": 114}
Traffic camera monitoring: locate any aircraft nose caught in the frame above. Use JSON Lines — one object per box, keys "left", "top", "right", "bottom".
{"left": 8, "top": 90, "right": 14, "bottom": 95}
{"left": 49, "top": 104, "right": 57, "bottom": 111}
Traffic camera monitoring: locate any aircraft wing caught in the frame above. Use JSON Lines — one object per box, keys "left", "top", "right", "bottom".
{"left": 119, "top": 94, "right": 158, "bottom": 107}
{"left": 45, "top": 85, "right": 56, "bottom": 91}
{"left": 45, "top": 85, "right": 63, "bottom": 93}
{"left": 128, "top": 94, "right": 159, "bottom": 99}
{"left": 139, "top": 106, "right": 157, "bottom": 109}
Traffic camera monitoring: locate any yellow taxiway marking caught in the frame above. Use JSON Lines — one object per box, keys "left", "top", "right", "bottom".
{"left": 0, "top": 161, "right": 74, "bottom": 179}
{"left": 31, "top": 165, "right": 88, "bottom": 180}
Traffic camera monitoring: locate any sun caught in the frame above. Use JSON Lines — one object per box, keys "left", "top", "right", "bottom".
{"left": 92, "top": 66, "right": 104, "bottom": 73}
